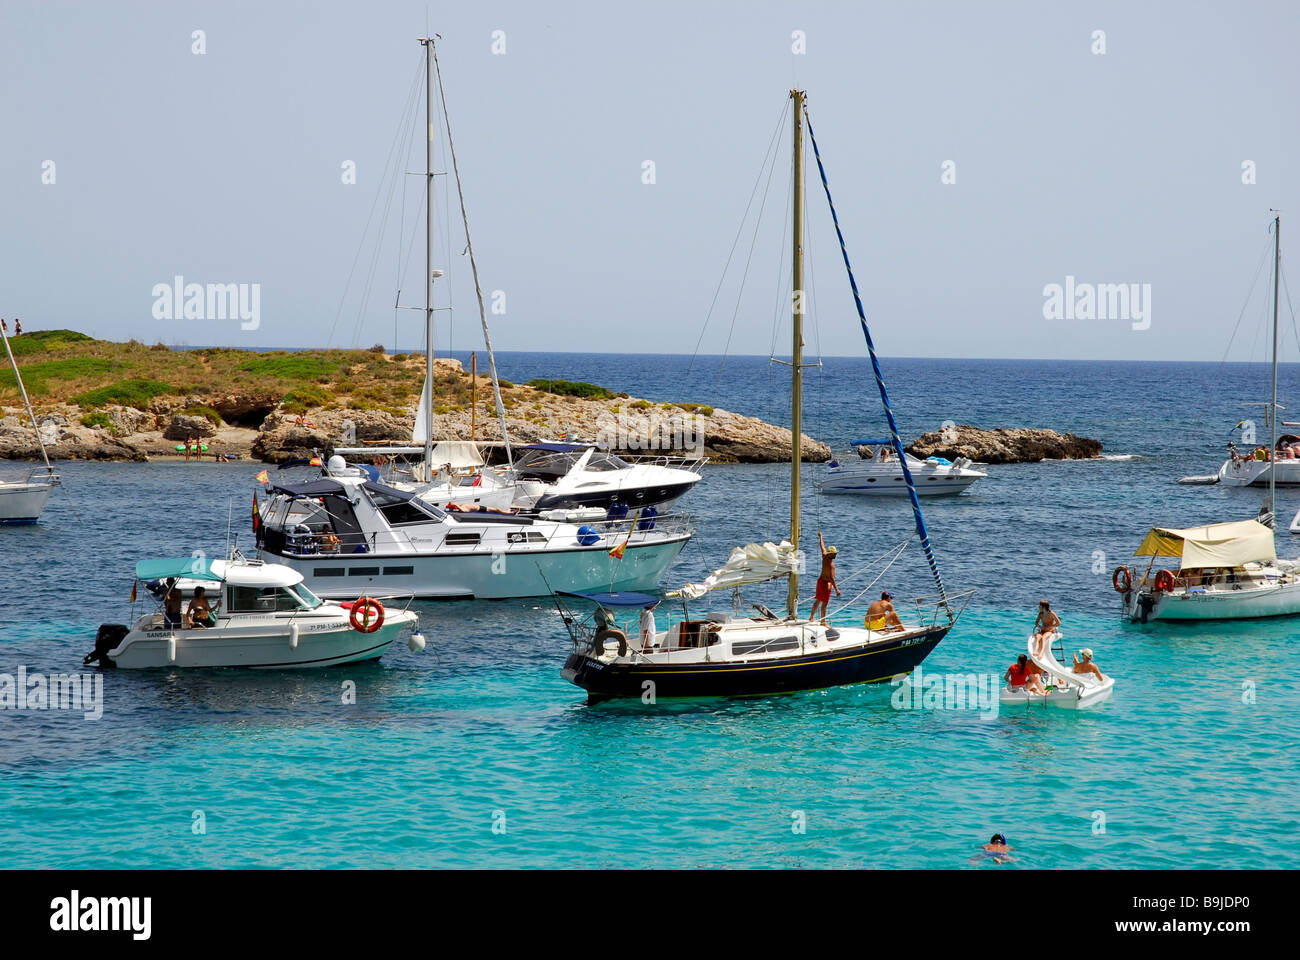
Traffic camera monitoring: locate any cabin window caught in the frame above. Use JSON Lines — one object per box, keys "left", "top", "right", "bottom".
{"left": 349, "top": 566, "right": 381, "bottom": 577}
{"left": 314, "top": 567, "right": 346, "bottom": 577}
{"left": 446, "top": 532, "right": 482, "bottom": 546}
{"left": 379, "top": 501, "right": 437, "bottom": 526}
{"left": 383, "top": 566, "right": 414, "bottom": 576}
{"left": 227, "top": 586, "right": 305, "bottom": 613}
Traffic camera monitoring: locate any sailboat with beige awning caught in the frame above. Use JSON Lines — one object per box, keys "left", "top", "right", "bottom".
{"left": 1114, "top": 519, "right": 1300, "bottom": 622}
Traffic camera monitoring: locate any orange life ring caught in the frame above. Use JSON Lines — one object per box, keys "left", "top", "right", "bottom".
{"left": 1154, "top": 569, "right": 1176, "bottom": 593}
{"left": 349, "top": 597, "right": 385, "bottom": 633}
{"left": 1112, "top": 566, "right": 1132, "bottom": 593}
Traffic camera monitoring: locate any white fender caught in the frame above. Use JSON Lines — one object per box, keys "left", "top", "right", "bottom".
{"left": 290, "top": 622, "right": 299, "bottom": 650}
{"left": 408, "top": 630, "right": 426, "bottom": 653}
{"left": 168, "top": 634, "right": 177, "bottom": 663}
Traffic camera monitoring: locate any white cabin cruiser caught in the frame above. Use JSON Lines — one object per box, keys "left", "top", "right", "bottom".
{"left": 822, "top": 440, "right": 985, "bottom": 496}
{"left": 999, "top": 631, "right": 1113, "bottom": 709}
{"left": 255, "top": 472, "right": 691, "bottom": 600}
{"left": 84, "top": 556, "right": 421, "bottom": 669}
{"left": 1114, "top": 519, "right": 1300, "bottom": 621}
{"left": 1216, "top": 435, "right": 1300, "bottom": 487}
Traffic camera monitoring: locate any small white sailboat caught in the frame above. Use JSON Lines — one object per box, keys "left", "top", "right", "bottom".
{"left": 999, "top": 631, "right": 1114, "bottom": 709}
{"left": 0, "top": 326, "right": 60, "bottom": 524}
{"left": 822, "top": 440, "right": 985, "bottom": 497}
{"left": 84, "top": 555, "right": 422, "bottom": 669}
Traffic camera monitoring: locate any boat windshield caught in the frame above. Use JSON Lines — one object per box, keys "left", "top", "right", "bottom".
{"left": 514, "top": 448, "right": 629, "bottom": 478}
{"left": 290, "top": 583, "right": 324, "bottom": 609}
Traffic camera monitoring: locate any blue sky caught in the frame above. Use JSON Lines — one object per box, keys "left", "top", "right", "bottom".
{"left": 2, "top": 1, "right": 1297, "bottom": 361}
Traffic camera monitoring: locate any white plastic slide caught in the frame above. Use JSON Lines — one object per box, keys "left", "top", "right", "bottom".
{"left": 1000, "top": 631, "right": 1114, "bottom": 710}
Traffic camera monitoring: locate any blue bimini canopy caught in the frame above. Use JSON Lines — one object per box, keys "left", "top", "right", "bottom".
{"left": 135, "top": 557, "right": 220, "bottom": 582}
{"left": 560, "top": 591, "right": 660, "bottom": 608}
{"left": 850, "top": 438, "right": 892, "bottom": 446}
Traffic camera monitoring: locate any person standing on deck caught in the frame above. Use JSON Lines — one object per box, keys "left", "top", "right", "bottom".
{"left": 639, "top": 600, "right": 659, "bottom": 649}
{"left": 810, "top": 532, "right": 841, "bottom": 626}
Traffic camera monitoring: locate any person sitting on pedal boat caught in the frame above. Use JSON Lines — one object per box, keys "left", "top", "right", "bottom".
{"left": 1073, "top": 647, "right": 1107, "bottom": 682}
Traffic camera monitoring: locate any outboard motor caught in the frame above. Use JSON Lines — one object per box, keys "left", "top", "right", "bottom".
{"left": 83, "top": 624, "right": 128, "bottom": 668}
{"left": 1137, "top": 593, "right": 1156, "bottom": 624}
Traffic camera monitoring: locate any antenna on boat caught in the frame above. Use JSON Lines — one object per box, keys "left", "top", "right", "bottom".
{"left": 225, "top": 499, "right": 233, "bottom": 559}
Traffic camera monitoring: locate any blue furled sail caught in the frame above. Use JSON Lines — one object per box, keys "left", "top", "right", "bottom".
{"left": 803, "top": 111, "right": 950, "bottom": 611}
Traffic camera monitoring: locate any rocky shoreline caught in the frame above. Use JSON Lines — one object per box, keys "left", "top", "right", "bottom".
{"left": 906, "top": 425, "right": 1103, "bottom": 463}
{"left": 3, "top": 345, "right": 1103, "bottom": 465}
{"left": 2, "top": 357, "right": 832, "bottom": 465}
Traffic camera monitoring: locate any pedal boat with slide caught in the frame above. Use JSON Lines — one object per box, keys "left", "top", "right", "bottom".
{"left": 84, "top": 555, "right": 422, "bottom": 669}
{"left": 999, "top": 630, "right": 1114, "bottom": 709}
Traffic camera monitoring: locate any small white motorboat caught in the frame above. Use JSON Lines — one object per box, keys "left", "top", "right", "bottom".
{"left": 821, "top": 441, "right": 985, "bottom": 496}
{"left": 1000, "top": 631, "right": 1114, "bottom": 709}
{"left": 84, "top": 555, "right": 422, "bottom": 669}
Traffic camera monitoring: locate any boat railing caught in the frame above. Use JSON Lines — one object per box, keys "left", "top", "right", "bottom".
{"left": 898, "top": 588, "right": 977, "bottom": 628}
{"left": 617, "top": 453, "right": 710, "bottom": 473}
{"left": 0, "top": 464, "right": 60, "bottom": 485}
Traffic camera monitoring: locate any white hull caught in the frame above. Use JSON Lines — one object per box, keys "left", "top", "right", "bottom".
{"left": 108, "top": 609, "right": 417, "bottom": 669}
{"left": 1124, "top": 579, "right": 1300, "bottom": 621}
{"left": 279, "top": 535, "right": 690, "bottom": 600}
{"left": 821, "top": 454, "right": 985, "bottom": 497}
{"left": 1217, "top": 457, "right": 1300, "bottom": 486}
{"left": 0, "top": 481, "right": 55, "bottom": 524}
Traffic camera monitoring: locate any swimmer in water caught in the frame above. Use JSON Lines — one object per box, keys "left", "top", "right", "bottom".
{"left": 973, "top": 833, "right": 1015, "bottom": 865}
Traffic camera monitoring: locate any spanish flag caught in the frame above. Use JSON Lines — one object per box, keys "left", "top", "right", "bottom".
{"left": 252, "top": 492, "right": 261, "bottom": 533}
{"left": 255, "top": 468, "right": 270, "bottom": 484}
{"left": 608, "top": 510, "right": 642, "bottom": 560}
{"left": 130, "top": 580, "right": 137, "bottom": 603}
{"left": 309, "top": 456, "right": 322, "bottom": 467}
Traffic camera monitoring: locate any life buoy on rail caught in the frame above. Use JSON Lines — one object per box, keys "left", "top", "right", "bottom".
{"left": 1112, "top": 566, "right": 1132, "bottom": 593}
{"left": 1153, "top": 569, "right": 1177, "bottom": 593}
{"left": 349, "top": 597, "right": 385, "bottom": 633}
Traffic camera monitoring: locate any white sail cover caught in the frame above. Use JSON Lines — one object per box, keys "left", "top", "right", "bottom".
{"left": 429, "top": 441, "right": 485, "bottom": 470}
{"left": 412, "top": 374, "right": 431, "bottom": 445}
{"left": 669, "top": 541, "right": 799, "bottom": 600}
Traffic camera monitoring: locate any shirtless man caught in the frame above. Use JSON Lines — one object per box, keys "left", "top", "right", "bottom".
{"left": 866, "top": 591, "right": 903, "bottom": 632}
{"left": 1073, "top": 648, "right": 1107, "bottom": 682}
{"left": 163, "top": 584, "right": 183, "bottom": 628}
{"left": 810, "top": 532, "right": 841, "bottom": 625}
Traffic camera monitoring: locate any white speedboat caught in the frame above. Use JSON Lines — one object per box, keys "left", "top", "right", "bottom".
{"left": 507, "top": 443, "right": 704, "bottom": 513}
{"left": 1114, "top": 519, "right": 1300, "bottom": 621}
{"left": 999, "top": 631, "right": 1113, "bottom": 709}
{"left": 1, "top": 327, "right": 60, "bottom": 524}
{"left": 255, "top": 473, "right": 691, "bottom": 600}
{"left": 84, "top": 556, "right": 421, "bottom": 669}
{"left": 822, "top": 441, "right": 985, "bottom": 496}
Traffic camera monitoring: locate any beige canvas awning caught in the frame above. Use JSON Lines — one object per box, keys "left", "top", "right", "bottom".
{"left": 1134, "top": 519, "right": 1275, "bottom": 568}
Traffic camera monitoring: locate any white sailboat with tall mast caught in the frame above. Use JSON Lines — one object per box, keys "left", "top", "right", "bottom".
{"left": 559, "top": 90, "right": 970, "bottom": 702}
{"left": 1119, "top": 214, "right": 1300, "bottom": 621}
{"left": 1, "top": 325, "right": 60, "bottom": 524}
{"left": 254, "top": 36, "right": 692, "bottom": 601}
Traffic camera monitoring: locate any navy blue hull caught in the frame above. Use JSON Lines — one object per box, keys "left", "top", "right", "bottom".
{"left": 563, "top": 626, "right": 948, "bottom": 702}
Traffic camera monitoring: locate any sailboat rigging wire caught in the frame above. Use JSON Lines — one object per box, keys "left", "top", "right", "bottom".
{"left": 1215, "top": 231, "right": 1276, "bottom": 371}
{"left": 431, "top": 44, "right": 513, "bottom": 465}
{"left": 327, "top": 55, "right": 424, "bottom": 349}
{"left": 683, "top": 100, "right": 789, "bottom": 390}
{"left": 803, "top": 107, "right": 950, "bottom": 609}
{"left": 711, "top": 114, "right": 787, "bottom": 407}
{"left": 827, "top": 536, "right": 913, "bottom": 616}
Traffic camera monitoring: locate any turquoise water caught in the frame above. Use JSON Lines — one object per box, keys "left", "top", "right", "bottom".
{"left": 3, "top": 355, "right": 1300, "bottom": 867}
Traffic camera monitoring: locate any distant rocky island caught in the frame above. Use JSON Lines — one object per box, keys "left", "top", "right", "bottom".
{"left": 0, "top": 330, "right": 827, "bottom": 464}
{"left": 907, "top": 425, "right": 1103, "bottom": 463}
{"left": 2, "top": 331, "right": 1103, "bottom": 466}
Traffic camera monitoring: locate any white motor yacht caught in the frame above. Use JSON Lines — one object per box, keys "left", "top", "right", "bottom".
{"left": 822, "top": 440, "right": 985, "bottom": 496}
{"left": 255, "top": 472, "right": 691, "bottom": 600}
{"left": 1, "top": 327, "right": 60, "bottom": 524}
{"left": 85, "top": 556, "right": 421, "bottom": 669}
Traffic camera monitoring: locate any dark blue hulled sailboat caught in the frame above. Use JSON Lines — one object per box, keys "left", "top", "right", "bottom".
{"left": 559, "top": 90, "right": 971, "bottom": 703}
